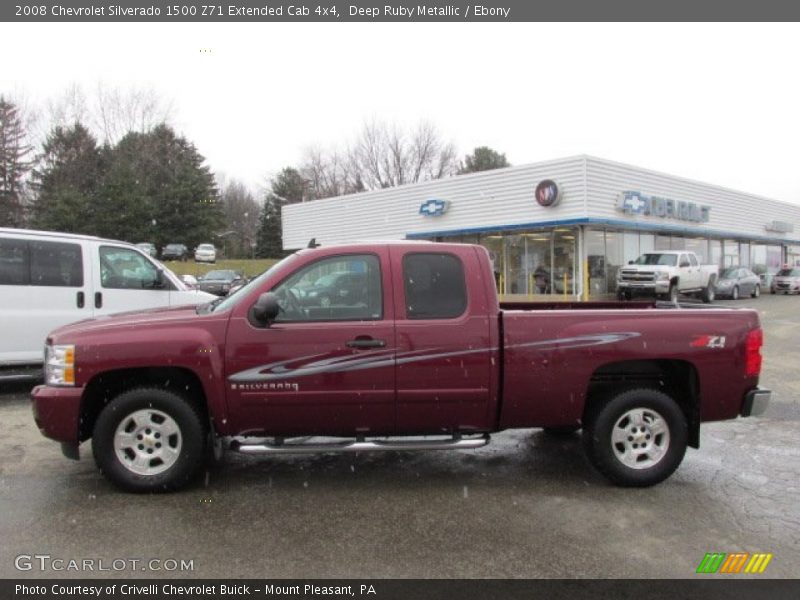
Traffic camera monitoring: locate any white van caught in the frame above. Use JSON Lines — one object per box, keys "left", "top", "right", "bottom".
{"left": 0, "top": 228, "right": 216, "bottom": 375}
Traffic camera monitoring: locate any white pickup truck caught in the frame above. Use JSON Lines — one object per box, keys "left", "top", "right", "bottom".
{"left": 616, "top": 251, "right": 719, "bottom": 303}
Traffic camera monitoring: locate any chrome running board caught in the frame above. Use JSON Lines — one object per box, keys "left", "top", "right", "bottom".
{"left": 229, "top": 434, "right": 490, "bottom": 455}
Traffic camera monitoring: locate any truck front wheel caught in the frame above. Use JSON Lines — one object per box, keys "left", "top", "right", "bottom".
{"left": 92, "top": 388, "right": 207, "bottom": 493}
{"left": 583, "top": 388, "right": 687, "bottom": 487}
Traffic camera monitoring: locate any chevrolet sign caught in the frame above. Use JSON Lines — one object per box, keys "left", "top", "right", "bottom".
{"left": 617, "top": 191, "right": 710, "bottom": 223}
{"left": 419, "top": 198, "right": 449, "bottom": 217}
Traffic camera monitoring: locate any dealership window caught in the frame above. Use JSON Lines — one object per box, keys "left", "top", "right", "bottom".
{"left": 709, "top": 240, "right": 722, "bottom": 267}
{"left": 605, "top": 231, "right": 623, "bottom": 294}
{"left": 655, "top": 235, "right": 671, "bottom": 251}
{"left": 552, "top": 229, "right": 576, "bottom": 295}
{"left": 723, "top": 240, "right": 739, "bottom": 267}
{"left": 585, "top": 228, "right": 607, "bottom": 296}
{"left": 738, "top": 242, "right": 750, "bottom": 267}
{"left": 622, "top": 232, "right": 639, "bottom": 265}
{"left": 480, "top": 234, "right": 504, "bottom": 292}
{"left": 640, "top": 234, "right": 655, "bottom": 255}
{"left": 684, "top": 237, "right": 709, "bottom": 264}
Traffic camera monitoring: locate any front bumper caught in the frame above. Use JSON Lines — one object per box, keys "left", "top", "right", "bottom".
{"left": 741, "top": 387, "right": 771, "bottom": 417}
{"left": 31, "top": 384, "right": 83, "bottom": 447}
{"left": 617, "top": 281, "right": 670, "bottom": 294}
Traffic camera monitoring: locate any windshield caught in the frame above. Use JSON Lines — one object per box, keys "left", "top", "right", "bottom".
{"left": 634, "top": 253, "right": 677, "bottom": 266}
{"left": 198, "top": 244, "right": 214, "bottom": 250}
{"left": 165, "top": 244, "right": 182, "bottom": 250}
{"left": 777, "top": 268, "right": 800, "bottom": 277}
{"left": 204, "top": 270, "right": 235, "bottom": 280}
{"left": 200, "top": 254, "right": 299, "bottom": 314}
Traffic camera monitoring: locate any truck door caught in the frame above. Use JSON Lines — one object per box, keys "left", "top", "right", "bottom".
{"left": 224, "top": 250, "right": 396, "bottom": 436}
{"left": 390, "top": 246, "right": 494, "bottom": 432}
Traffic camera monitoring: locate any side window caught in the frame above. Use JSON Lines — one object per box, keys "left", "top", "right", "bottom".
{"left": 30, "top": 241, "right": 83, "bottom": 287}
{"left": 689, "top": 254, "right": 698, "bottom": 267}
{"left": 272, "top": 254, "right": 382, "bottom": 322}
{"left": 0, "top": 238, "right": 30, "bottom": 285}
{"left": 403, "top": 253, "right": 467, "bottom": 320}
{"left": 100, "top": 246, "right": 162, "bottom": 290}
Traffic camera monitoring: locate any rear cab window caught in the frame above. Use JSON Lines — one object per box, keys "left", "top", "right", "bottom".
{"left": 402, "top": 252, "right": 467, "bottom": 319}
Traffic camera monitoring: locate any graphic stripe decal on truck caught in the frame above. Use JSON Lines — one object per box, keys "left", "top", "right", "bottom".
{"left": 228, "top": 332, "right": 640, "bottom": 383}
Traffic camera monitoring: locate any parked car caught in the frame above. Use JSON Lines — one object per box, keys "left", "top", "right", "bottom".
{"left": 0, "top": 228, "right": 216, "bottom": 377}
{"left": 194, "top": 243, "right": 216, "bottom": 263}
{"left": 162, "top": 243, "right": 189, "bottom": 262}
{"left": 771, "top": 266, "right": 800, "bottom": 294}
{"left": 135, "top": 242, "right": 157, "bottom": 258}
{"left": 617, "top": 251, "right": 718, "bottom": 303}
{"left": 227, "top": 277, "right": 249, "bottom": 296}
{"left": 197, "top": 269, "right": 244, "bottom": 296}
{"left": 715, "top": 266, "right": 761, "bottom": 299}
{"left": 31, "top": 242, "right": 768, "bottom": 492}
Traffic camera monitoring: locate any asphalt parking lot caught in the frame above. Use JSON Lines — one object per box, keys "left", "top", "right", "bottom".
{"left": 1, "top": 295, "right": 798, "bottom": 579}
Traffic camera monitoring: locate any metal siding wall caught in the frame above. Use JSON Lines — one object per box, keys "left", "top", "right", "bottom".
{"left": 584, "top": 157, "right": 800, "bottom": 242}
{"left": 282, "top": 157, "right": 588, "bottom": 249}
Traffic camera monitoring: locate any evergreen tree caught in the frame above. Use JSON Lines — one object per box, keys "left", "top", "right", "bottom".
{"left": 31, "top": 122, "right": 102, "bottom": 233}
{"left": 255, "top": 167, "right": 305, "bottom": 257}
{"left": 0, "top": 96, "right": 33, "bottom": 227}
{"left": 97, "top": 124, "right": 222, "bottom": 248}
{"left": 457, "top": 146, "right": 510, "bottom": 174}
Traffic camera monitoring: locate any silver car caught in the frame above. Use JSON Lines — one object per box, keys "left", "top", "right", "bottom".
{"left": 715, "top": 266, "right": 761, "bottom": 299}
{"left": 771, "top": 267, "right": 800, "bottom": 295}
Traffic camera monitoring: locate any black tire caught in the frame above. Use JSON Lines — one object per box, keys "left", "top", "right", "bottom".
{"left": 732, "top": 285, "right": 739, "bottom": 300}
{"left": 583, "top": 388, "right": 688, "bottom": 487}
{"left": 752, "top": 285, "right": 760, "bottom": 298}
{"left": 668, "top": 283, "right": 679, "bottom": 303}
{"left": 543, "top": 425, "right": 581, "bottom": 437}
{"left": 92, "top": 387, "right": 206, "bottom": 493}
{"left": 701, "top": 281, "right": 715, "bottom": 303}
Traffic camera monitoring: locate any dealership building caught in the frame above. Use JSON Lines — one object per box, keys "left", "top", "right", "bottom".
{"left": 282, "top": 155, "right": 800, "bottom": 299}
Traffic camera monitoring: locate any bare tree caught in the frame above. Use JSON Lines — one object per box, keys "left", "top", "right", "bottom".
{"left": 219, "top": 177, "right": 260, "bottom": 258}
{"left": 93, "top": 83, "right": 174, "bottom": 144}
{"left": 303, "top": 119, "right": 457, "bottom": 199}
{"left": 0, "top": 95, "right": 34, "bottom": 227}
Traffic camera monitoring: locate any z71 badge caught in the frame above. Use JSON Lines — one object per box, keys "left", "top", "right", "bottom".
{"left": 691, "top": 335, "right": 727, "bottom": 348}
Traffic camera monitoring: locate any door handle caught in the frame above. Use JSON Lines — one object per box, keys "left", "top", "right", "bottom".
{"left": 94, "top": 292, "right": 103, "bottom": 309}
{"left": 77, "top": 291, "right": 85, "bottom": 308}
{"left": 346, "top": 338, "right": 386, "bottom": 349}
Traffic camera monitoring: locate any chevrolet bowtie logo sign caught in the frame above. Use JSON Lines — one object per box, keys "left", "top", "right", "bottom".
{"left": 419, "top": 199, "right": 449, "bottom": 217}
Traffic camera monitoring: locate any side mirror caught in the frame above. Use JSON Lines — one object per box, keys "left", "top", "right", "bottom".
{"left": 250, "top": 292, "right": 280, "bottom": 327}
{"left": 153, "top": 269, "right": 166, "bottom": 289}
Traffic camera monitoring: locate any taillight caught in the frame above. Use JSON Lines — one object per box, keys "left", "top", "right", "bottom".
{"left": 745, "top": 328, "right": 763, "bottom": 377}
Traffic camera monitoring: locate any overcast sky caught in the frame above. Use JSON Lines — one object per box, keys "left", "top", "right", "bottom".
{"left": 2, "top": 22, "right": 799, "bottom": 204}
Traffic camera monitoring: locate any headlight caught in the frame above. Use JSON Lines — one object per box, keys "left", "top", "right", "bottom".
{"left": 45, "top": 344, "right": 76, "bottom": 386}
{"left": 717, "top": 280, "right": 733, "bottom": 287}
{"left": 656, "top": 272, "right": 670, "bottom": 281}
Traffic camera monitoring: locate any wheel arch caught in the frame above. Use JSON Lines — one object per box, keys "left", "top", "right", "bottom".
{"left": 79, "top": 367, "right": 212, "bottom": 443}
{"left": 583, "top": 359, "right": 701, "bottom": 448}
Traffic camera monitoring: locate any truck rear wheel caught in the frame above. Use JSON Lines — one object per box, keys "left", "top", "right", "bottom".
{"left": 583, "top": 388, "right": 687, "bottom": 487}
{"left": 92, "top": 388, "right": 206, "bottom": 492}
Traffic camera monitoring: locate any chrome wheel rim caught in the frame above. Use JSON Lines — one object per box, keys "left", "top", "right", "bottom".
{"left": 114, "top": 409, "right": 182, "bottom": 476}
{"left": 611, "top": 408, "right": 670, "bottom": 470}
{"left": 670, "top": 287, "right": 678, "bottom": 302}
{"left": 754, "top": 286, "right": 760, "bottom": 297}
{"left": 733, "top": 286, "right": 738, "bottom": 300}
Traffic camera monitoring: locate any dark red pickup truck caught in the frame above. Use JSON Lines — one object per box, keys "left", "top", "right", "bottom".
{"left": 32, "top": 242, "right": 770, "bottom": 492}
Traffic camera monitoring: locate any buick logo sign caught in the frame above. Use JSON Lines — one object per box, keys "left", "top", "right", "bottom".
{"left": 535, "top": 180, "right": 560, "bottom": 207}
{"left": 419, "top": 198, "right": 449, "bottom": 217}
